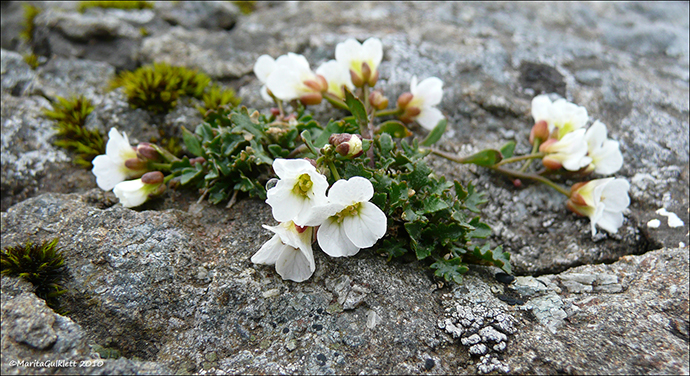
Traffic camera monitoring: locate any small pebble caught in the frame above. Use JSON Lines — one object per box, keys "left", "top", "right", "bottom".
{"left": 424, "top": 358, "right": 435, "bottom": 370}
{"left": 282, "top": 327, "right": 289, "bottom": 334}
{"left": 316, "top": 353, "right": 327, "bottom": 365}
{"left": 312, "top": 324, "right": 323, "bottom": 331}
{"left": 495, "top": 273, "right": 515, "bottom": 284}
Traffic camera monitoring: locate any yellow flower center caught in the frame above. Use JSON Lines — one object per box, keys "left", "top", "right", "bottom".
{"left": 292, "top": 173, "right": 313, "bottom": 197}
{"left": 333, "top": 202, "right": 362, "bottom": 224}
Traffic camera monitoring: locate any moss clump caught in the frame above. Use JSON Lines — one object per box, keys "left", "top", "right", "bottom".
{"left": 43, "top": 95, "right": 105, "bottom": 168}
{"left": 23, "top": 53, "right": 41, "bottom": 70}
{"left": 78, "top": 1, "right": 153, "bottom": 13}
{"left": 233, "top": 1, "right": 257, "bottom": 15}
{"left": 197, "top": 85, "right": 241, "bottom": 116}
{"left": 2, "top": 238, "right": 67, "bottom": 311}
{"left": 20, "top": 4, "right": 41, "bottom": 42}
{"left": 109, "top": 62, "right": 212, "bottom": 114}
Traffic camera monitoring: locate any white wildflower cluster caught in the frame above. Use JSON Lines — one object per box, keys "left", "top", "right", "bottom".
{"left": 253, "top": 37, "right": 445, "bottom": 130}
{"left": 91, "top": 128, "right": 168, "bottom": 208}
{"left": 252, "top": 158, "right": 386, "bottom": 282}
{"left": 529, "top": 95, "right": 629, "bottom": 236}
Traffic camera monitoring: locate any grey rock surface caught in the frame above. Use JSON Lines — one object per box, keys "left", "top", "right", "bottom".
{"left": 1, "top": 1, "right": 689, "bottom": 375}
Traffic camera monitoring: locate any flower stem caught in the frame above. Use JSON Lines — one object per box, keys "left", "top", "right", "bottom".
{"left": 327, "top": 160, "right": 341, "bottom": 181}
{"left": 374, "top": 108, "right": 404, "bottom": 117}
{"left": 489, "top": 166, "right": 571, "bottom": 197}
{"left": 323, "top": 92, "right": 349, "bottom": 110}
{"left": 519, "top": 138, "right": 542, "bottom": 173}
{"left": 163, "top": 173, "right": 177, "bottom": 184}
{"left": 149, "top": 162, "right": 172, "bottom": 172}
{"left": 495, "top": 153, "right": 546, "bottom": 167}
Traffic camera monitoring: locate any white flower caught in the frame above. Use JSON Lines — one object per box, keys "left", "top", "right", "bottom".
{"left": 531, "top": 95, "right": 589, "bottom": 139}
{"left": 92, "top": 128, "right": 147, "bottom": 191}
{"left": 567, "top": 178, "right": 631, "bottom": 236}
{"left": 316, "top": 177, "right": 387, "bottom": 257}
{"left": 253, "top": 54, "right": 277, "bottom": 102}
{"left": 265, "top": 158, "right": 329, "bottom": 226}
{"left": 584, "top": 120, "right": 623, "bottom": 175}
{"left": 335, "top": 37, "right": 383, "bottom": 87}
{"left": 112, "top": 171, "right": 166, "bottom": 208}
{"left": 251, "top": 221, "right": 315, "bottom": 282}
{"left": 315, "top": 60, "right": 354, "bottom": 100}
{"left": 540, "top": 128, "right": 592, "bottom": 171}
{"left": 404, "top": 76, "right": 445, "bottom": 130}
{"left": 265, "top": 53, "right": 325, "bottom": 103}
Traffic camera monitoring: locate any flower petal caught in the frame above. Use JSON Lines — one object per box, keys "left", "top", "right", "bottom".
{"left": 596, "top": 209, "right": 625, "bottom": 234}
{"left": 415, "top": 107, "right": 445, "bottom": 130}
{"left": 106, "top": 128, "right": 137, "bottom": 162}
{"left": 266, "top": 69, "right": 303, "bottom": 101}
{"left": 335, "top": 38, "right": 363, "bottom": 67}
{"left": 317, "top": 217, "right": 359, "bottom": 257}
{"left": 113, "top": 179, "right": 148, "bottom": 208}
{"left": 343, "top": 202, "right": 387, "bottom": 249}
{"left": 531, "top": 95, "right": 552, "bottom": 124}
{"left": 585, "top": 120, "right": 608, "bottom": 151}
{"left": 592, "top": 140, "right": 623, "bottom": 175}
{"left": 260, "top": 85, "right": 273, "bottom": 103}
{"left": 266, "top": 179, "right": 306, "bottom": 223}
{"left": 601, "top": 178, "right": 630, "bottom": 212}
{"left": 362, "top": 37, "right": 383, "bottom": 69}
{"left": 327, "top": 176, "right": 374, "bottom": 205}
{"left": 412, "top": 77, "right": 443, "bottom": 106}
{"left": 251, "top": 234, "right": 285, "bottom": 265}
{"left": 92, "top": 154, "right": 127, "bottom": 191}
{"left": 275, "top": 245, "right": 315, "bottom": 282}
{"left": 253, "top": 55, "right": 276, "bottom": 83}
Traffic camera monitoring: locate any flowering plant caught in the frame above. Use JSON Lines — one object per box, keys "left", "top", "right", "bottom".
{"left": 89, "top": 37, "right": 629, "bottom": 283}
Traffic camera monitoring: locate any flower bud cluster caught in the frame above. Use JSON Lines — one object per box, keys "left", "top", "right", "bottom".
{"left": 252, "top": 159, "right": 386, "bottom": 282}
{"left": 328, "top": 133, "right": 364, "bottom": 158}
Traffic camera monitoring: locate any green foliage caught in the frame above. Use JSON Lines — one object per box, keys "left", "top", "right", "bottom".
{"left": 233, "top": 1, "right": 257, "bottom": 15}
{"left": 330, "top": 135, "right": 511, "bottom": 282}
{"left": 173, "top": 103, "right": 510, "bottom": 283}
{"left": 78, "top": 1, "right": 153, "bottom": 13}
{"left": 197, "top": 85, "right": 242, "bottom": 116}
{"left": 109, "top": 62, "right": 212, "bottom": 114}
{"left": 2, "top": 238, "right": 68, "bottom": 311}
{"left": 22, "top": 53, "right": 41, "bottom": 70}
{"left": 43, "top": 95, "right": 105, "bottom": 167}
{"left": 20, "top": 4, "right": 41, "bottom": 42}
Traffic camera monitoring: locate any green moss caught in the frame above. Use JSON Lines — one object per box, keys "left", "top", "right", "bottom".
{"left": 233, "top": 1, "right": 257, "bottom": 15}
{"left": 109, "top": 62, "right": 212, "bottom": 114}
{"left": 78, "top": 1, "right": 153, "bottom": 13}
{"left": 197, "top": 85, "right": 241, "bottom": 116}
{"left": 20, "top": 4, "right": 41, "bottom": 43}
{"left": 43, "top": 95, "right": 105, "bottom": 168}
{"left": 23, "top": 53, "right": 41, "bottom": 70}
{"left": 2, "top": 238, "right": 67, "bottom": 311}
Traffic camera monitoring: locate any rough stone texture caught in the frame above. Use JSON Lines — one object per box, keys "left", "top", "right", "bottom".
{"left": 1, "top": 2, "right": 689, "bottom": 375}
{"left": 1, "top": 276, "right": 171, "bottom": 375}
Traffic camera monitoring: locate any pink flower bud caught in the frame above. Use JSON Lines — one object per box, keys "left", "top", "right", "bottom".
{"left": 141, "top": 171, "right": 164, "bottom": 185}
{"left": 529, "top": 120, "right": 549, "bottom": 144}
{"left": 397, "top": 92, "right": 413, "bottom": 109}
{"left": 367, "top": 69, "right": 379, "bottom": 87}
{"left": 316, "top": 74, "right": 328, "bottom": 92}
{"left": 190, "top": 157, "right": 206, "bottom": 166}
{"left": 299, "top": 93, "right": 323, "bottom": 106}
{"left": 350, "top": 69, "right": 364, "bottom": 87}
{"left": 361, "top": 62, "right": 372, "bottom": 85}
{"left": 542, "top": 156, "right": 563, "bottom": 170}
{"left": 369, "top": 90, "right": 389, "bottom": 110}
{"left": 539, "top": 138, "right": 558, "bottom": 152}
{"left": 136, "top": 144, "right": 160, "bottom": 161}
{"left": 124, "top": 158, "right": 147, "bottom": 170}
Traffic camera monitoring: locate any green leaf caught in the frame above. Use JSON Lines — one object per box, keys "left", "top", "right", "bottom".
{"left": 377, "top": 133, "right": 394, "bottom": 157}
{"left": 230, "top": 109, "right": 265, "bottom": 139}
{"left": 376, "top": 120, "right": 412, "bottom": 138}
{"left": 179, "top": 166, "right": 203, "bottom": 185}
{"left": 500, "top": 141, "right": 516, "bottom": 158}
{"left": 268, "top": 144, "right": 288, "bottom": 158}
{"left": 420, "top": 118, "right": 447, "bottom": 147}
{"left": 380, "top": 239, "right": 408, "bottom": 261}
{"left": 467, "top": 244, "right": 512, "bottom": 274}
{"left": 461, "top": 149, "right": 503, "bottom": 166}
{"left": 457, "top": 182, "right": 486, "bottom": 213}
{"left": 182, "top": 126, "right": 202, "bottom": 156}
{"left": 420, "top": 196, "right": 450, "bottom": 214}
{"left": 430, "top": 258, "right": 469, "bottom": 284}
{"left": 300, "top": 130, "right": 319, "bottom": 157}
{"left": 371, "top": 192, "right": 387, "bottom": 209}
{"left": 343, "top": 87, "right": 368, "bottom": 129}
{"left": 468, "top": 217, "right": 491, "bottom": 239}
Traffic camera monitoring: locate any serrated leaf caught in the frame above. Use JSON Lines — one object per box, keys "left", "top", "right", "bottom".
{"left": 430, "top": 258, "right": 469, "bottom": 283}
{"left": 371, "top": 192, "right": 387, "bottom": 209}
{"left": 378, "top": 133, "right": 394, "bottom": 157}
{"left": 301, "top": 130, "right": 319, "bottom": 157}
{"left": 461, "top": 149, "right": 503, "bottom": 166}
{"left": 420, "top": 195, "right": 450, "bottom": 214}
{"left": 230, "top": 109, "right": 265, "bottom": 139}
{"left": 420, "top": 118, "right": 447, "bottom": 147}
{"left": 179, "top": 166, "right": 203, "bottom": 185}
{"left": 500, "top": 141, "right": 516, "bottom": 158}
{"left": 376, "top": 120, "right": 412, "bottom": 138}
{"left": 462, "top": 183, "right": 487, "bottom": 213}
{"left": 468, "top": 217, "right": 491, "bottom": 239}
{"left": 380, "top": 239, "right": 408, "bottom": 261}
{"left": 196, "top": 122, "right": 215, "bottom": 142}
